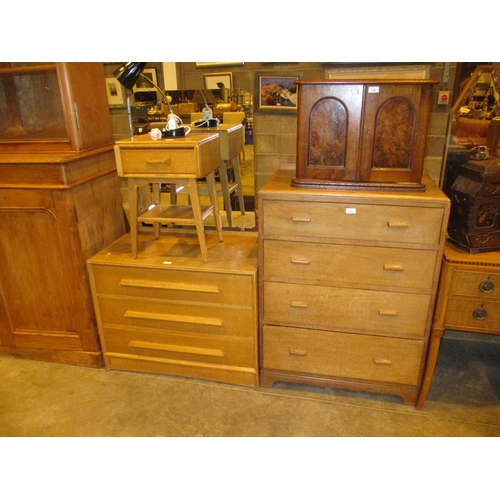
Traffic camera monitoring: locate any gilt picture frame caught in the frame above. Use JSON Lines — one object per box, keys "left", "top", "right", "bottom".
{"left": 257, "top": 74, "right": 301, "bottom": 111}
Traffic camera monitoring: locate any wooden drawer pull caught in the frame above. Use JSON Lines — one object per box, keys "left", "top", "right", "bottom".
{"left": 379, "top": 309, "right": 398, "bottom": 317}
{"left": 119, "top": 278, "right": 220, "bottom": 294}
{"left": 146, "top": 158, "right": 172, "bottom": 166}
{"left": 387, "top": 221, "right": 409, "bottom": 228}
{"left": 292, "top": 216, "right": 311, "bottom": 223}
{"left": 289, "top": 349, "right": 307, "bottom": 356}
{"left": 291, "top": 301, "right": 308, "bottom": 308}
{"left": 373, "top": 358, "right": 392, "bottom": 365}
{"left": 291, "top": 258, "right": 310, "bottom": 265}
{"left": 124, "top": 310, "right": 223, "bottom": 326}
{"left": 129, "top": 340, "right": 224, "bottom": 357}
{"left": 383, "top": 264, "right": 404, "bottom": 272}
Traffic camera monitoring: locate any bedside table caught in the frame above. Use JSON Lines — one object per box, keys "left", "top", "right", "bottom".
{"left": 416, "top": 243, "right": 500, "bottom": 408}
{"left": 114, "top": 133, "right": 223, "bottom": 262}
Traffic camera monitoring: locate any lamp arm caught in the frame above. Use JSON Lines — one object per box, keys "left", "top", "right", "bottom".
{"left": 139, "top": 73, "right": 173, "bottom": 114}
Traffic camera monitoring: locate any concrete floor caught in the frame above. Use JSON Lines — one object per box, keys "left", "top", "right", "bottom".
{"left": 0, "top": 337, "right": 498, "bottom": 437}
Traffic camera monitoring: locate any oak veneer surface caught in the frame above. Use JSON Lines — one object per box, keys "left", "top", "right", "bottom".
{"left": 258, "top": 169, "right": 450, "bottom": 405}
{"left": 87, "top": 230, "right": 259, "bottom": 388}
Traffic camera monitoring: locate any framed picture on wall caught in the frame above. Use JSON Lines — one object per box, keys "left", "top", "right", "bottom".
{"left": 204, "top": 72, "right": 233, "bottom": 90}
{"left": 257, "top": 75, "right": 300, "bottom": 111}
{"left": 105, "top": 77, "right": 125, "bottom": 107}
{"left": 132, "top": 67, "right": 158, "bottom": 92}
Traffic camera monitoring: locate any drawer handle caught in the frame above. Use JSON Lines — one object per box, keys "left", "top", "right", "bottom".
{"left": 479, "top": 280, "right": 494, "bottom": 293}
{"left": 291, "top": 258, "right": 310, "bottom": 265}
{"left": 387, "top": 221, "right": 409, "bottom": 229}
{"left": 473, "top": 307, "right": 488, "bottom": 320}
{"left": 125, "top": 310, "right": 223, "bottom": 326}
{"left": 129, "top": 341, "right": 224, "bottom": 358}
{"left": 383, "top": 264, "right": 404, "bottom": 272}
{"left": 291, "top": 301, "right": 308, "bottom": 308}
{"left": 146, "top": 158, "right": 172, "bottom": 166}
{"left": 373, "top": 358, "right": 392, "bottom": 365}
{"left": 379, "top": 309, "right": 398, "bottom": 317}
{"left": 289, "top": 349, "right": 307, "bottom": 356}
{"left": 292, "top": 216, "right": 311, "bottom": 223}
{"left": 119, "top": 278, "right": 221, "bottom": 294}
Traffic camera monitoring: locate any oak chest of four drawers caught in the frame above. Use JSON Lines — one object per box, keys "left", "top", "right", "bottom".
{"left": 258, "top": 169, "right": 450, "bottom": 404}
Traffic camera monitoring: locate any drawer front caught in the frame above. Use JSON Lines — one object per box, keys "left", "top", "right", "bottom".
{"left": 444, "top": 297, "right": 500, "bottom": 332}
{"left": 91, "top": 265, "right": 254, "bottom": 307}
{"left": 263, "top": 240, "right": 437, "bottom": 290}
{"left": 102, "top": 326, "right": 256, "bottom": 368}
{"left": 97, "top": 296, "right": 255, "bottom": 338}
{"left": 262, "top": 200, "right": 444, "bottom": 246}
{"left": 264, "top": 282, "right": 430, "bottom": 338}
{"left": 263, "top": 325, "right": 423, "bottom": 385}
{"left": 117, "top": 148, "right": 202, "bottom": 176}
{"left": 449, "top": 270, "right": 500, "bottom": 299}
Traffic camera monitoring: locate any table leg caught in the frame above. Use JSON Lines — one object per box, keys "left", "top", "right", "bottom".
{"left": 206, "top": 171, "right": 224, "bottom": 242}
{"left": 152, "top": 183, "right": 161, "bottom": 239}
{"left": 218, "top": 161, "right": 233, "bottom": 227}
{"left": 187, "top": 178, "right": 209, "bottom": 263}
{"left": 231, "top": 156, "right": 246, "bottom": 215}
{"left": 415, "top": 327, "right": 444, "bottom": 409}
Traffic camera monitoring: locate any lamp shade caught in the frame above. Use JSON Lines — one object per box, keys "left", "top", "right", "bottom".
{"left": 114, "top": 62, "right": 147, "bottom": 90}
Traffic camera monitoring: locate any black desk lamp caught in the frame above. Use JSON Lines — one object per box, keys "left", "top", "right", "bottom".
{"left": 114, "top": 62, "right": 185, "bottom": 137}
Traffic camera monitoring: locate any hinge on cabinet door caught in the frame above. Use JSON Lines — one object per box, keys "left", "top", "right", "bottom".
{"left": 74, "top": 103, "right": 80, "bottom": 130}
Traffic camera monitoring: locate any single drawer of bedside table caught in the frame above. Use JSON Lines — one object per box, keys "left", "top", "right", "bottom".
{"left": 91, "top": 265, "right": 254, "bottom": 307}
{"left": 263, "top": 240, "right": 437, "bottom": 290}
{"left": 262, "top": 200, "right": 444, "bottom": 246}
{"left": 263, "top": 325, "right": 423, "bottom": 385}
{"left": 102, "top": 326, "right": 256, "bottom": 368}
{"left": 117, "top": 148, "right": 203, "bottom": 176}
{"left": 263, "top": 282, "right": 430, "bottom": 338}
{"left": 97, "top": 296, "right": 255, "bottom": 338}
{"left": 444, "top": 297, "right": 500, "bottom": 332}
{"left": 449, "top": 270, "right": 500, "bottom": 299}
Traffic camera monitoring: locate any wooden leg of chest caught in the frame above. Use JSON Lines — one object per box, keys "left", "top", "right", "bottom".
{"left": 416, "top": 327, "right": 444, "bottom": 409}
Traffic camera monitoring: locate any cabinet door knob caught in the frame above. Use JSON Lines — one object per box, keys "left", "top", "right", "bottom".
{"left": 292, "top": 216, "right": 311, "bottom": 223}
{"left": 479, "top": 280, "right": 494, "bottom": 293}
{"left": 473, "top": 307, "right": 488, "bottom": 320}
{"left": 291, "top": 301, "right": 308, "bottom": 308}
{"left": 387, "top": 221, "right": 409, "bottom": 228}
{"left": 373, "top": 358, "right": 392, "bottom": 365}
{"left": 289, "top": 349, "right": 307, "bottom": 356}
{"left": 291, "top": 258, "right": 310, "bottom": 265}
{"left": 383, "top": 264, "right": 404, "bottom": 272}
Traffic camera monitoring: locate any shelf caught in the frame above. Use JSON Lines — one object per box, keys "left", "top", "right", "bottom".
{"left": 137, "top": 203, "right": 215, "bottom": 226}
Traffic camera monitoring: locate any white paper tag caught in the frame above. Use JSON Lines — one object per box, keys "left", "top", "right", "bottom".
{"left": 368, "top": 86, "right": 379, "bottom": 93}
{"left": 346, "top": 208, "right": 356, "bottom": 214}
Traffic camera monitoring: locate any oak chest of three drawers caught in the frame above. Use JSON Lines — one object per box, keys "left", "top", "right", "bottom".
{"left": 87, "top": 230, "right": 259, "bottom": 388}
{"left": 258, "top": 169, "right": 450, "bottom": 404}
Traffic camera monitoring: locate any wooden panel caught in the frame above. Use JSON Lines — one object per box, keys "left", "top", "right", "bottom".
{"left": 91, "top": 265, "right": 253, "bottom": 307}
{"left": 97, "top": 296, "right": 255, "bottom": 338}
{"left": 263, "top": 240, "right": 437, "bottom": 290}
{"left": 449, "top": 270, "right": 500, "bottom": 299}
{"left": 444, "top": 297, "right": 500, "bottom": 332}
{"left": 263, "top": 325, "right": 423, "bottom": 385}
{"left": 263, "top": 282, "right": 430, "bottom": 338}
{"left": 102, "top": 326, "right": 256, "bottom": 368}
{"left": 262, "top": 200, "right": 444, "bottom": 246}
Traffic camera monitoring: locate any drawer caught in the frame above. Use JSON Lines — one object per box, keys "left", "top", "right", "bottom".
{"left": 102, "top": 326, "right": 256, "bottom": 368}
{"left": 263, "top": 282, "right": 430, "bottom": 338}
{"left": 262, "top": 200, "right": 444, "bottom": 246}
{"left": 91, "top": 265, "right": 254, "bottom": 307}
{"left": 449, "top": 270, "right": 500, "bottom": 299}
{"left": 263, "top": 240, "right": 437, "bottom": 290}
{"left": 444, "top": 297, "right": 500, "bottom": 332}
{"left": 97, "top": 296, "right": 255, "bottom": 338}
{"left": 263, "top": 325, "right": 423, "bottom": 385}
